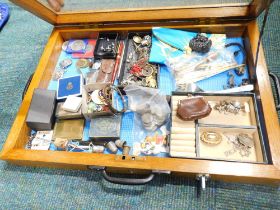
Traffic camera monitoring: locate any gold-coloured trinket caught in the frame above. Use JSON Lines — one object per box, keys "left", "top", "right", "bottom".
{"left": 76, "top": 59, "right": 89, "bottom": 68}
{"left": 200, "top": 131, "right": 222, "bottom": 145}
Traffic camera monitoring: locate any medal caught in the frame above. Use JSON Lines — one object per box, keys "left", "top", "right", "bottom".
{"left": 69, "top": 40, "right": 86, "bottom": 51}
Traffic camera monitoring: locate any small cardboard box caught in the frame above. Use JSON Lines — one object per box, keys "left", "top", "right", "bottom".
{"left": 26, "top": 89, "right": 56, "bottom": 131}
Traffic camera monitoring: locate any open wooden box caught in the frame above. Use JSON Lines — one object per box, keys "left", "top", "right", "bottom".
{"left": 1, "top": 0, "right": 280, "bottom": 187}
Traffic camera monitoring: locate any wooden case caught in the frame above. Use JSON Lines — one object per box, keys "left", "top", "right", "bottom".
{"left": 1, "top": 0, "right": 280, "bottom": 185}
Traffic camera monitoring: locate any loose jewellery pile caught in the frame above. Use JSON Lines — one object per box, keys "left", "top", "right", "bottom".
{"left": 213, "top": 100, "right": 249, "bottom": 115}
{"left": 224, "top": 133, "right": 254, "bottom": 157}
{"left": 121, "top": 35, "right": 158, "bottom": 88}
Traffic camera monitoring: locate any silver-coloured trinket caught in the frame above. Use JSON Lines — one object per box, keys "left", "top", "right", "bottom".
{"left": 237, "top": 133, "right": 254, "bottom": 148}
{"left": 106, "top": 141, "right": 118, "bottom": 154}
{"left": 92, "top": 145, "right": 105, "bottom": 153}
{"left": 59, "top": 58, "right": 72, "bottom": 69}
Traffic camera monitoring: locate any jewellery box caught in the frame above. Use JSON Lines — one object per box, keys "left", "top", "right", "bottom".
{"left": 2, "top": 0, "right": 280, "bottom": 190}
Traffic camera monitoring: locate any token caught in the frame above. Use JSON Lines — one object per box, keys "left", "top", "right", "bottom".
{"left": 76, "top": 59, "right": 89, "bottom": 68}
{"left": 59, "top": 58, "right": 72, "bottom": 69}
{"left": 62, "top": 41, "right": 69, "bottom": 51}
{"left": 133, "top": 36, "right": 142, "bottom": 44}
{"left": 69, "top": 40, "right": 86, "bottom": 51}
{"left": 142, "top": 65, "right": 154, "bottom": 77}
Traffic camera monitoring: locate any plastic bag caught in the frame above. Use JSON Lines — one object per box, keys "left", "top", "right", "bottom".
{"left": 165, "top": 48, "right": 237, "bottom": 87}
{"left": 124, "top": 85, "right": 171, "bottom": 132}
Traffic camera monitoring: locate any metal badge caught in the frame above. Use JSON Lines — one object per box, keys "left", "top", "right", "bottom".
{"left": 142, "top": 65, "right": 154, "bottom": 77}
{"left": 62, "top": 41, "right": 69, "bottom": 51}
{"left": 76, "top": 59, "right": 89, "bottom": 68}
{"left": 59, "top": 58, "right": 72, "bottom": 69}
{"left": 69, "top": 40, "right": 86, "bottom": 51}
{"left": 52, "top": 68, "right": 64, "bottom": 80}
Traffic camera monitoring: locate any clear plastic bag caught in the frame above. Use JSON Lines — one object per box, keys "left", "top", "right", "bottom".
{"left": 166, "top": 48, "right": 237, "bottom": 87}
{"left": 124, "top": 85, "right": 171, "bottom": 132}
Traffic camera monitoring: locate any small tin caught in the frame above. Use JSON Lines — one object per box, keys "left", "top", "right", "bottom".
{"left": 106, "top": 141, "right": 118, "bottom": 154}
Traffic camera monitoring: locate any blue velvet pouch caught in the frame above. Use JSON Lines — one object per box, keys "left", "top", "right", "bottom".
{"left": 149, "top": 27, "right": 226, "bottom": 65}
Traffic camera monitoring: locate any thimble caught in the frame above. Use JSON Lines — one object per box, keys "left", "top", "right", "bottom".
{"left": 106, "top": 141, "right": 118, "bottom": 154}
{"left": 115, "top": 139, "right": 127, "bottom": 149}
{"left": 92, "top": 145, "right": 105, "bottom": 153}
{"left": 122, "top": 145, "right": 131, "bottom": 155}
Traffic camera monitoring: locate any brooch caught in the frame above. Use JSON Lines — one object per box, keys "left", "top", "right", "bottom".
{"left": 200, "top": 131, "right": 222, "bottom": 145}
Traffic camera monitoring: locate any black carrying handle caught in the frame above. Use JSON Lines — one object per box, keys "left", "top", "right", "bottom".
{"left": 102, "top": 169, "right": 155, "bottom": 185}
{"left": 269, "top": 72, "right": 280, "bottom": 111}
{"left": 22, "top": 73, "right": 34, "bottom": 101}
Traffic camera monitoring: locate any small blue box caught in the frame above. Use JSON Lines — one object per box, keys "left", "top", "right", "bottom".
{"left": 57, "top": 75, "right": 83, "bottom": 100}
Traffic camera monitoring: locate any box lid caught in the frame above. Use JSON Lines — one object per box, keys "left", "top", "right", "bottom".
{"left": 10, "top": 0, "right": 273, "bottom": 26}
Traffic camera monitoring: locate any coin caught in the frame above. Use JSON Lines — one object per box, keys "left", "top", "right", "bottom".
{"left": 62, "top": 41, "right": 69, "bottom": 51}
{"left": 69, "top": 40, "right": 86, "bottom": 51}
{"left": 133, "top": 36, "right": 142, "bottom": 44}
{"left": 59, "top": 58, "right": 72, "bottom": 69}
{"left": 142, "top": 65, "right": 154, "bottom": 77}
{"left": 76, "top": 59, "right": 89, "bottom": 68}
